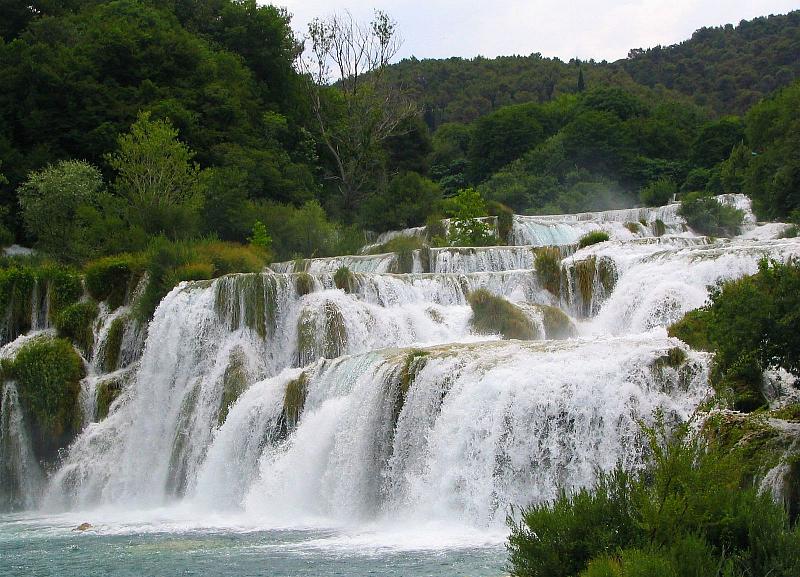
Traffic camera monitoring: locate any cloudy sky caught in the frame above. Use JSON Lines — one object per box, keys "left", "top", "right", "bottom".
{"left": 276, "top": 0, "right": 798, "bottom": 63}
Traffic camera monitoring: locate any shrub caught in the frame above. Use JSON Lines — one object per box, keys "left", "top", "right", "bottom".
{"left": 467, "top": 289, "right": 536, "bottom": 340}
{"left": 639, "top": 177, "right": 677, "bottom": 206}
{"left": 508, "top": 422, "right": 800, "bottom": 577}
{"left": 84, "top": 254, "right": 146, "bottom": 309}
{"left": 95, "top": 376, "right": 123, "bottom": 421}
{"left": 424, "top": 214, "right": 447, "bottom": 245}
{"left": 667, "top": 308, "right": 713, "bottom": 351}
{"left": 534, "top": 247, "right": 562, "bottom": 296}
{"left": 578, "top": 230, "right": 610, "bottom": 249}
{"left": 103, "top": 316, "right": 126, "bottom": 373}
{"left": 334, "top": 267, "right": 355, "bottom": 292}
{"left": 447, "top": 188, "right": 497, "bottom": 247}
{"left": 55, "top": 301, "right": 99, "bottom": 354}
{"left": 10, "top": 337, "right": 85, "bottom": 461}
{"left": 279, "top": 372, "right": 308, "bottom": 437}
{"left": 679, "top": 192, "right": 744, "bottom": 237}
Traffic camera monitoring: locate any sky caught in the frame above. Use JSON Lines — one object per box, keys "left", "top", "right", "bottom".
{"left": 275, "top": 0, "right": 799, "bottom": 63}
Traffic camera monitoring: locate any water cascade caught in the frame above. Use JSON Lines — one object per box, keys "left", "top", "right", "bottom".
{"left": 2, "top": 194, "right": 798, "bottom": 541}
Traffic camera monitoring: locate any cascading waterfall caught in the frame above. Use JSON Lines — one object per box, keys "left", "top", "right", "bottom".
{"left": 3, "top": 194, "right": 798, "bottom": 543}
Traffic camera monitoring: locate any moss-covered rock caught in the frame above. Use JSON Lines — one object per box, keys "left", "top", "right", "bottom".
{"left": 84, "top": 254, "right": 146, "bottom": 310}
{"left": 468, "top": 289, "right": 536, "bottom": 340}
{"left": 95, "top": 375, "right": 124, "bottom": 421}
{"left": 102, "top": 316, "right": 126, "bottom": 373}
{"left": 334, "top": 267, "right": 355, "bottom": 293}
{"left": 624, "top": 222, "right": 640, "bottom": 234}
{"left": 653, "top": 219, "right": 666, "bottom": 237}
{"left": 0, "top": 267, "right": 35, "bottom": 342}
{"left": 488, "top": 201, "right": 514, "bottom": 245}
{"left": 534, "top": 247, "right": 562, "bottom": 296}
{"left": 322, "top": 301, "right": 347, "bottom": 359}
{"left": 8, "top": 337, "right": 85, "bottom": 462}
{"left": 537, "top": 305, "right": 576, "bottom": 339}
{"left": 55, "top": 301, "right": 99, "bottom": 355}
{"left": 296, "top": 309, "right": 316, "bottom": 367}
{"left": 280, "top": 372, "right": 309, "bottom": 437}
{"left": 295, "top": 272, "right": 314, "bottom": 296}
{"left": 217, "top": 346, "right": 249, "bottom": 426}
{"left": 393, "top": 349, "right": 429, "bottom": 422}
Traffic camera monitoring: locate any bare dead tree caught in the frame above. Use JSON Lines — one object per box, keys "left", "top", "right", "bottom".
{"left": 298, "top": 11, "right": 419, "bottom": 213}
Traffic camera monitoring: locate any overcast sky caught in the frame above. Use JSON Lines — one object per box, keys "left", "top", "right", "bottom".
{"left": 276, "top": 0, "right": 799, "bottom": 63}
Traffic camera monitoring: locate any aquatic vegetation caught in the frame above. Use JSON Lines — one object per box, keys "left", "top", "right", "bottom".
{"left": 84, "top": 254, "right": 146, "bottom": 310}
{"left": 55, "top": 301, "right": 99, "bottom": 355}
{"left": 624, "top": 222, "right": 639, "bottom": 234}
{"left": 653, "top": 218, "right": 666, "bottom": 237}
{"left": 295, "top": 272, "right": 314, "bottom": 296}
{"left": 281, "top": 372, "right": 309, "bottom": 434}
{"left": 333, "top": 266, "right": 355, "bottom": 292}
{"left": 95, "top": 376, "right": 124, "bottom": 421}
{"left": 467, "top": 289, "right": 536, "bottom": 340}
{"left": 217, "top": 347, "right": 249, "bottom": 426}
{"left": 537, "top": 305, "right": 575, "bottom": 339}
{"left": 578, "top": 230, "right": 610, "bottom": 249}
{"left": 322, "top": 301, "right": 347, "bottom": 359}
{"left": 534, "top": 247, "right": 562, "bottom": 296}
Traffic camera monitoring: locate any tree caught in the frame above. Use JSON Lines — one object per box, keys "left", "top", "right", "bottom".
{"left": 106, "top": 112, "right": 203, "bottom": 238}
{"left": 299, "top": 10, "right": 418, "bottom": 214}
{"left": 17, "top": 160, "right": 106, "bottom": 260}
{"left": 577, "top": 67, "right": 586, "bottom": 92}
{"left": 446, "top": 188, "right": 496, "bottom": 246}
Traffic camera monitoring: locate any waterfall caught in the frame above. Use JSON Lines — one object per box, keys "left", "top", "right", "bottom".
{"left": 1, "top": 194, "right": 796, "bottom": 535}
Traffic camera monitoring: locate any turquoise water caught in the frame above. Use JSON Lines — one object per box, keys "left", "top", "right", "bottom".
{"left": 0, "top": 513, "right": 508, "bottom": 577}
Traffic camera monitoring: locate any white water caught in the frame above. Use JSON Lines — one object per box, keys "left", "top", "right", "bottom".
{"left": 2, "top": 194, "right": 797, "bottom": 553}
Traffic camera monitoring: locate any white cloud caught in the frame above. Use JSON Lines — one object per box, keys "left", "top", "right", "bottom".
{"left": 275, "top": 0, "right": 798, "bottom": 62}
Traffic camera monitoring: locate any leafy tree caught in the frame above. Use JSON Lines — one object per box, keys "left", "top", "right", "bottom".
{"left": 360, "top": 172, "right": 442, "bottom": 232}
{"left": 639, "top": 177, "right": 677, "bottom": 206}
{"left": 688, "top": 117, "right": 744, "bottom": 168}
{"left": 678, "top": 192, "right": 744, "bottom": 237}
{"left": 446, "top": 188, "right": 496, "bottom": 246}
{"left": 248, "top": 220, "right": 272, "bottom": 251}
{"left": 17, "top": 160, "right": 106, "bottom": 261}
{"left": 107, "top": 112, "right": 203, "bottom": 238}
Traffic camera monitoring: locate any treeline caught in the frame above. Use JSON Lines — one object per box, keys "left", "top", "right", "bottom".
{"left": 385, "top": 10, "right": 800, "bottom": 129}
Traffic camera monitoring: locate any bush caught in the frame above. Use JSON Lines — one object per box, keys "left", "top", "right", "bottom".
{"left": 55, "top": 301, "right": 99, "bottom": 354}
{"left": 9, "top": 337, "right": 85, "bottom": 462}
{"left": 84, "top": 254, "right": 146, "bottom": 309}
{"left": 508, "top": 422, "right": 800, "bottom": 577}
{"left": 578, "top": 230, "right": 610, "bottom": 249}
{"left": 679, "top": 192, "right": 744, "bottom": 237}
{"left": 487, "top": 200, "right": 515, "bottom": 245}
{"left": 446, "top": 188, "right": 497, "bottom": 247}
{"left": 667, "top": 308, "right": 713, "bottom": 351}
{"left": 639, "top": 177, "right": 677, "bottom": 206}
{"left": 467, "top": 289, "right": 536, "bottom": 340}
{"left": 534, "top": 247, "right": 562, "bottom": 296}
{"left": 295, "top": 272, "right": 314, "bottom": 296}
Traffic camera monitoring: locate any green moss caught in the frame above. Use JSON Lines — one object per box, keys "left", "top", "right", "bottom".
{"left": 653, "top": 219, "right": 666, "bottom": 237}
{"left": 418, "top": 246, "right": 431, "bottom": 273}
{"left": 281, "top": 372, "right": 309, "bottom": 434}
{"left": 39, "top": 265, "right": 83, "bottom": 320}
{"left": 9, "top": 337, "right": 85, "bottom": 462}
{"left": 538, "top": 305, "right": 575, "bottom": 339}
{"left": 322, "top": 301, "right": 347, "bottom": 359}
{"left": 424, "top": 216, "right": 447, "bottom": 242}
{"left": 214, "top": 275, "right": 274, "bottom": 339}
{"left": 639, "top": 219, "right": 648, "bottom": 227}
{"left": 334, "top": 267, "right": 355, "bottom": 293}
{"left": 534, "top": 247, "right": 562, "bottom": 296}
{"left": 468, "top": 289, "right": 536, "bottom": 340}
{"left": 296, "top": 308, "right": 316, "bottom": 366}
{"left": 84, "top": 254, "right": 145, "bottom": 310}
{"left": 624, "top": 222, "right": 639, "bottom": 234}
{"left": 578, "top": 230, "right": 610, "bottom": 249}
{"left": 575, "top": 257, "right": 597, "bottom": 308}
{"left": 295, "top": 272, "right": 314, "bottom": 296}
{"left": 55, "top": 301, "right": 99, "bottom": 355}
{"left": 0, "top": 267, "right": 35, "bottom": 341}
{"left": 596, "top": 257, "right": 617, "bottom": 294}
{"left": 652, "top": 347, "right": 688, "bottom": 371}
{"left": 95, "top": 376, "right": 123, "bottom": 421}
{"left": 102, "top": 316, "right": 125, "bottom": 372}
{"left": 218, "top": 347, "right": 249, "bottom": 426}
{"left": 392, "top": 349, "right": 429, "bottom": 422}
{"left": 667, "top": 309, "right": 713, "bottom": 351}
{"left": 488, "top": 201, "right": 514, "bottom": 245}
{"left": 167, "top": 384, "right": 200, "bottom": 497}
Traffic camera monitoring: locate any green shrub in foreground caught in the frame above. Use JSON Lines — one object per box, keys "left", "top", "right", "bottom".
{"left": 508, "top": 422, "right": 800, "bottom": 577}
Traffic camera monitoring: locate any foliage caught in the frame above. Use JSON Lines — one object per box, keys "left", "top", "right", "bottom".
{"left": 578, "top": 231, "right": 610, "bottom": 249}
{"left": 8, "top": 337, "right": 85, "bottom": 462}
{"left": 639, "top": 177, "right": 676, "bottom": 206}
{"left": 55, "top": 301, "right": 99, "bottom": 354}
{"left": 84, "top": 254, "right": 146, "bottom": 310}
{"left": 446, "top": 188, "right": 497, "bottom": 246}
{"left": 17, "top": 160, "right": 106, "bottom": 262}
{"left": 107, "top": 112, "right": 203, "bottom": 238}
{"left": 487, "top": 201, "right": 515, "bottom": 245}
{"left": 679, "top": 192, "right": 744, "bottom": 237}
{"left": 248, "top": 221, "right": 272, "bottom": 252}
{"left": 360, "top": 172, "right": 442, "bottom": 232}
{"left": 467, "top": 289, "right": 537, "bottom": 340}
{"left": 333, "top": 267, "right": 355, "bottom": 292}
{"left": 669, "top": 259, "right": 800, "bottom": 411}
{"left": 508, "top": 421, "right": 800, "bottom": 577}
{"left": 534, "top": 247, "right": 562, "bottom": 296}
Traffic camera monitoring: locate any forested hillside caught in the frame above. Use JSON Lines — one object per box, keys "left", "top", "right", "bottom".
{"left": 386, "top": 10, "right": 800, "bottom": 129}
